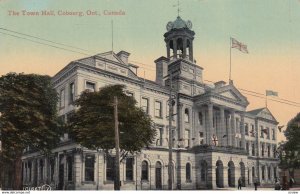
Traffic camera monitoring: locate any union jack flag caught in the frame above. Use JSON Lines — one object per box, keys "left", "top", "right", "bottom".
{"left": 231, "top": 38, "right": 249, "bottom": 54}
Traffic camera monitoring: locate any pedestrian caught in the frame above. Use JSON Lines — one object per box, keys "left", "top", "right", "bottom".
{"left": 275, "top": 180, "right": 281, "bottom": 190}
{"left": 254, "top": 177, "right": 258, "bottom": 190}
{"left": 289, "top": 177, "right": 295, "bottom": 188}
{"left": 238, "top": 177, "right": 242, "bottom": 190}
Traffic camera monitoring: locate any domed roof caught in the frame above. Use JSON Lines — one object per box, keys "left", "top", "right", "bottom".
{"left": 166, "top": 16, "right": 192, "bottom": 31}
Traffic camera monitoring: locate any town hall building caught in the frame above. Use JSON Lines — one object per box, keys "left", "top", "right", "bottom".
{"left": 22, "top": 16, "right": 280, "bottom": 190}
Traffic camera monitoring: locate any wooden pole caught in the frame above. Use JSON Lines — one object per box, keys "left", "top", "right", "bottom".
{"left": 114, "top": 96, "right": 120, "bottom": 190}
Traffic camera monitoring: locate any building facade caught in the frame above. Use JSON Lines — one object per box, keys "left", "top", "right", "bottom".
{"left": 22, "top": 16, "right": 279, "bottom": 190}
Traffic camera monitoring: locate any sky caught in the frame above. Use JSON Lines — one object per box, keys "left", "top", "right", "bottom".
{"left": 0, "top": 0, "right": 300, "bottom": 142}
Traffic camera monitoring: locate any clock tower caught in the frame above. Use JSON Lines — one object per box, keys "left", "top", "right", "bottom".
{"left": 164, "top": 16, "right": 195, "bottom": 62}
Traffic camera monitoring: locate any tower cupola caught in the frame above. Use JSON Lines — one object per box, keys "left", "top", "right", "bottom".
{"left": 164, "top": 16, "right": 195, "bottom": 62}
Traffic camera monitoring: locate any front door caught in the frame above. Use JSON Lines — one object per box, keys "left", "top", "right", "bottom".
{"left": 58, "top": 164, "right": 64, "bottom": 190}
{"left": 155, "top": 167, "right": 162, "bottom": 189}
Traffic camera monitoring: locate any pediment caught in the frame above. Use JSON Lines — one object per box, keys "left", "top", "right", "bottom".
{"left": 219, "top": 90, "right": 239, "bottom": 101}
{"left": 256, "top": 108, "right": 277, "bottom": 122}
{"left": 213, "top": 84, "right": 249, "bottom": 106}
{"left": 96, "top": 51, "right": 125, "bottom": 65}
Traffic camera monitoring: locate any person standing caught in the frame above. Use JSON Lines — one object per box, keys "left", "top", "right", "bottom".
{"left": 253, "top": 177, "right": 258, "bottom": 190}
{"left": 238, "top": 177, "right": 242, "bottom": 190}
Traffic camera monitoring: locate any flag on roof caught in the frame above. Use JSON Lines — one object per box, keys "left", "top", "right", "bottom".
{"left": 266, "top": 90, "right": 278, "bottom": 96}
{"left": 231, "top": 38, "right": 249, "bottom": 53}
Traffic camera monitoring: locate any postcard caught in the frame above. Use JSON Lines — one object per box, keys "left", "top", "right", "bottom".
{"left": 0, "top": 0, "right": 299, "bottom": 192}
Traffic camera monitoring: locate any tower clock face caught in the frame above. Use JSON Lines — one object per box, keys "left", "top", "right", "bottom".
{"left": 166, "top": 22, "right": 173, "bottom": 31}
{"left": 187, "top": 20, "right": 192, "bottom": 29}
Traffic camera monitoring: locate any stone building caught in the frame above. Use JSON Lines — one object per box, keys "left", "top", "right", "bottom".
{"left": 22, "top": 16, "right": 279, "bottom": 190}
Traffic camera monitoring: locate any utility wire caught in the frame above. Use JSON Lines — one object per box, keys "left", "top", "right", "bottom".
{"left": 0, "top": 31, "right": 91, "bottom": 56}
{"left": 1, "top": 29, "right": 299, "bottom": 108}
{"left": 0, "top": 27, "right": 92, "bottom": 52}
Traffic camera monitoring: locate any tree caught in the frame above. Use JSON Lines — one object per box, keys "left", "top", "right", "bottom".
{"left": 68, "top": 85, "right": 156, "bottom": 188}
{"left": 0, "top": 73, "right": 64, "bottom": 190}
{"left": 282, "top": 112, "right": 300, "bottom": 169}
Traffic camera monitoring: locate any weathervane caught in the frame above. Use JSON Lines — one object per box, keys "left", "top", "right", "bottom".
{"left": 173, "top": 0, "right": 181, "bottom": 17}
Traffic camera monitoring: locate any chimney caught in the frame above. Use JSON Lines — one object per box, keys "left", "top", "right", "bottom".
{"left": 117, "top": 50, "right": 130, "bottom": 64}
{"left": 155, "top": 56, "right": 169, "bottom": 86}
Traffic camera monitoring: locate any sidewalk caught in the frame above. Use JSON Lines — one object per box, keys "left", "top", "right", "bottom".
{"left": 216, "top": 186, "right": 300, "bottom": 191}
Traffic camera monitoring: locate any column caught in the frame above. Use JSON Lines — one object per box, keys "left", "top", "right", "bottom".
{"left": 230, "top": 111, "right": 236, "bottom": 147}
{"left": 207, "top": 104, "right": 214, "bottom": 145}
{"left": 166, "top": 42, "right": 170, "bottom": 58}
{"left": 223, "top": 166, "right": 229, "bottom": 188}
{"left": 173, "top": 38, "right": 177, "bottom": 58}
{"left": 74, "top": 149, "right": 82, "bottom": 187}
{"left": 207, "top": 165, "right": 215, "bottom": 189}
{"left": 192, "top": 107, "right": 198, "bottom": 146}
{"left": 178, "top": 103, "right": 184, "bottom": 147}
{"left": 183, "top": 38, "right": 187, "bottom": 58}
{"left": 202, "top": 109, "right": 207, "bottom": 144}
{"left": 220, "top": 107, "right": 225, "bottom": 146}
{"left": 189, "top": 41, "right": 193, "bottom": 61}
{"left": 240, "top": 113, "right": 246, "bottom": 150}
{"left": 226, "top": 114, "right": 232, "bottom": 147}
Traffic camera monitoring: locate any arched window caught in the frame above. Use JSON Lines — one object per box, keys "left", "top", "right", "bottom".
{"left": 141, "top": 161, "right": 148, "bottom": 181}
{"left": 186, "top": 163, "right": 191, "bottom": 181}
{"left": 184, "top": 108, "right": 189, "bottom": 123}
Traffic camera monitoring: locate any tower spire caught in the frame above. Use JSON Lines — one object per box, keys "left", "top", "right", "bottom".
{"left": 177, "top": 0, "right": 180, "bottom": 17}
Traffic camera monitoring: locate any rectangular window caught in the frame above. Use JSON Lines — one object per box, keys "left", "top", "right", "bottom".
{"left": 199, "top": 132, "right": 204, "bottom": 145}
{"left": 245, "top": 123, "right": 249, "bottom": 135}
{"left": 50, "top": 158, "right": 55, "bottom": 182}
{"left": 69, "top": 82, "right": 75, "bottom": 104}
{"left": 60, "top": 89, "right": 65, "bottom": 108}
{"left": 260, "top": 126, "right": 264, "bottom": 138}
{"left": 86, "top": 81, "right": 95, "bottom": 92}
{"left": 28, "top": 161, "right": 32, "bottom": 182}
{"left": 155, "top": 101, "right": 162, "bottom": 118}
{"left": 126, "top": 158, "right": 134, "bottom": 181}
{"left": 261, "top": 144, "right": 264, "bottom": 156}
{"left": 274, "top": 167, "right": 277, "bottom": 179}
{"left": 156, "top": 128, "right": 163, "bottom": 146}
{"left": 185, "top": 129, "right": 190, "bottom": 148}
{"left": 85, "top": 155, "right": 95, "bottom": 181}
{"left": 266, "top": 128, "right": 270, "bottom": 139}
{"left": 272, "top": 128, "right": 275, "bottom": 140}
{"left": 67, "top": 156, "right": 73, "bottom": 181}
{"left": 172, "top": 129, "right": 176, "bottom": 148}
{"left": 106, "top": 156, "right": 115, "bottom": 181}
{"left": 236, "top": 118, "right": 240, "bottom": 133}
{"left": 252, "top": 143, "right": 255, "bottom": 156}
{"left": 262, "top": 166, "right": 265, "bottom": 180}
{"left": 39, "top": 159, "right": 44, "bottom": 181}
{"left": 251, "top": 124, "right": 255, "bottom": 137}
{"left": 199, "top": 112, "right": 203, "bottom": 125}
{"left": 141, "top": 97, "right": 149, "bottom": 114}
{"left": 246, "top": 142, "right": 249, "bottom": 153}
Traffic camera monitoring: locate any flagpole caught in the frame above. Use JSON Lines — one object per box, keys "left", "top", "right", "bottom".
{"left": 229, "top": 37, "right": 232, "bottom": 82}
{"left": 265, "top": 94, "right": 268, "bottom": 108}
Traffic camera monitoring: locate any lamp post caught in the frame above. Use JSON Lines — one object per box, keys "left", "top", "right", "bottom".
{"left": 0, "top": 111, "right": 2, "bottom": 190}
{"left": 281, "top": 150, "right": 289, "bottom": 190}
